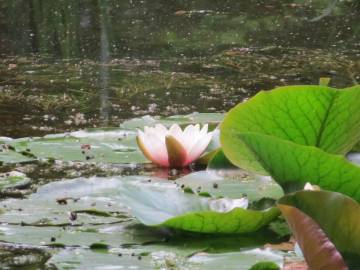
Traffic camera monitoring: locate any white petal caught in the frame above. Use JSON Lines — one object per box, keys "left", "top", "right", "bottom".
{"left": 149, "top": 124, "right": 168, "bottom": 143}
{"left": 182, "top": 124, "right": 200, "bottom": 151}
{"left": 154, "top": 124, "right": 168, "bottom": 135}
{"left": 199, "top": 124, "right": 208, "bottom": 136}
{"left": 169, "top": 124, "right": 185, "bottom": 145}
{"left": 186, "top": 132, "right": 213, "bottom": 164}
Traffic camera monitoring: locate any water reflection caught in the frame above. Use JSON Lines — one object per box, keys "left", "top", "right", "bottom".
{"left": 0, "top": 0, "right": 359, "bottom": 137}
{"left": 99, "top": 0, "right": 110, "bottom": 125}
{"left": 1, "top": 0, "right": 359, "bottom": 57}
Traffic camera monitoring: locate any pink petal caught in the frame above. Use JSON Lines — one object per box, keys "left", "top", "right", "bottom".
{"left": 137, "top": 130, "right": 169, "bottom": 166}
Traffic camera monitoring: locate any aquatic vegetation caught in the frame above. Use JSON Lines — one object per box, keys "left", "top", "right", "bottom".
{"left": 218, "top": 84, "right": 360, "bottom": 268}
{"left": 1, "top": 84, "right": 360, "bottom": 269}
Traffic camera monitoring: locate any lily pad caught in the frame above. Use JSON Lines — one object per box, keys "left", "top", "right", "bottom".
{"left": 188, "top": 248, "right": 283, "bottom": 270}
{"left": 236, "top": 132, "right": 360, "bottom": 200}
{"left": 221, "top": 85, "right": 360, "bottom": 174}
{"left": 0, "top": 175, "right": 286, "bottom": 269}
{"left": 120, "top": 113, "right": 224, "bottom": 130}
{"left": 0, "top": 143, "right": 35, "bottom": 164}
{"left": 8, "top": 129, "right": 145, "bottom": 164}
{"left": 176, "top": 170, "right": 283, "bottom": 202}
{"left": 0, "top": 171, "right": 30, "bottom": 190}
{"left": 278, "top": 190, "right": 360, "bottom": 267}
{"left": 47, "top": 248, "right": 154, "bottom": 270}
{"left": 2, "top": 113, "right": 224, "bottom": 164}
{"left": 119, "top": 179, "right": 280, "bottom": 234}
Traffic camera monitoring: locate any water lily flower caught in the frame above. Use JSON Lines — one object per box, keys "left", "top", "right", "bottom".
{"left": 137, "top": 124, "right": 213, "bottom": 168}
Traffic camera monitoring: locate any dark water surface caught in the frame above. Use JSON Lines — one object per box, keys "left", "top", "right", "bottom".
{"left": 0, "top": 0, "right": 359, "bottom": 137}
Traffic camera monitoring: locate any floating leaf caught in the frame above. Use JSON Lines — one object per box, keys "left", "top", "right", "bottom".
{"left": 278, "top": 190, "right": 360, "bottom": 266}
{"left": 221, "top": 85, "right": 360, "bottom": 173}
{"left": 2, "top": 113, "right": 223, "bottom": 164}
{"left": 0, "top": 175, "right": 284, "bottom": 269}
{"left": 120, "top": 113, "right": 224, "bottom": 130}
{"left": 249, "top": 261, "right": 280, "bottom": 270}
{"left": 0, "top": 171, "right": 30, "bottom": 190}
{"left": 8, "top": 129, "right": 145, "bottom": 164}
{"left": 207, "top": 149, "right": 236, "bottom": 170}
{"left": 188, "top": 248, "right": 283, "bottom": 270}
{"left": 119, "top": 180, "right": 280, "bottom": 234}
{"left": 0, "top": 141, "right": 35, "bottom": 164}
{"left": 176, "top": 170, "right": 283, "bottom": 202}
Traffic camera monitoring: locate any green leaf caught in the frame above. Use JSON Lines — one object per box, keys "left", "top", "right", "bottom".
{"left": 8, "top": 129, "right": 145, "bottom": 164}
{"left": 176, "top": 170, "right": 283, "bottom": 202}
{"left": 89, "top": 242, "right": 110, "bottom": 250}
{"left": 237, "top": 132, "right": 360, "bottom": 199}
{"left": 119, "top": 179, "right": 280, "bottom": 234}
{"left": 207, "top": 149, "right": 237, "bottom": 170}
{"left": 0, "top": 171, "right": 30, "bottom": 190}
{"left": 0, "top": 141, "right": 35, "bottom": 164}
{"left": 249, "top": 261, "right": 280, "bottom": 270}
{"left": 351, "top": 142, "right": 360, "bottom": 152}
{"left": 120, "top": 112, "right": 224, "bottom": 130}
{"left": 278, "top": 190, "right": 360, "bottom": 267}
{"left": 0, "top": 175, "right": 285, "bottom": 269}
{"left": 162, "top": 207, "right": 280, "bottom": 234}
{"left": 196, "top": 148, "right": 219, "bottom": 165}
{"left": 188, "top": 248, "right": 283, "bottom": 270}
{"left": 221, "top": 85, "right": 360, "bottom": 174}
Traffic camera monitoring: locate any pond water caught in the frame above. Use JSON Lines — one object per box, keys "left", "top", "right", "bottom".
{"left": 0, "top": 0, "right": 360, "bottom": 269}
{"left": 1, "top": 0, "right": 359, "bottom": 137}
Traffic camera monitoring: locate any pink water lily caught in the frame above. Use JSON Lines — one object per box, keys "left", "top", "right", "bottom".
{"left": 137, "top": 124, "right": 213, "bottom": 168}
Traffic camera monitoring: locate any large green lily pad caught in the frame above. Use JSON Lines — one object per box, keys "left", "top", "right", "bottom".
{"left": 221, "top": 85, "right": 360, "bottom": 174}
{"left": 236, "top": 132, "right": 360, "bottom": 200}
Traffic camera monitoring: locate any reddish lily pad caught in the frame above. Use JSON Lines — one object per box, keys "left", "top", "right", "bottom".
{"left": 278, "top": 190, "right": 360, "bottom": 267}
